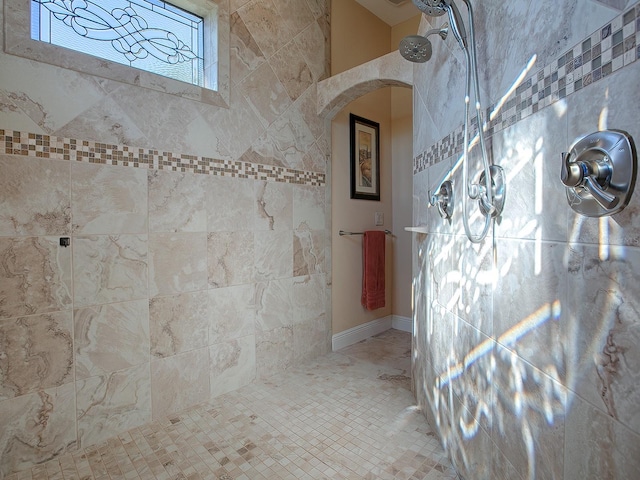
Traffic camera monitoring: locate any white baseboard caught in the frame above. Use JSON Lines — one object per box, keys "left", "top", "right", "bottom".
{"left": 392, "top": 315, "right": 412, "bottom": 333}
{"left": 332, "top": 316, "right": 392, "bottom": 351}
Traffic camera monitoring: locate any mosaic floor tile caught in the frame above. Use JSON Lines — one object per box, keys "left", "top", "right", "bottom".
{"left": 4, "top": 329, "right": 457, "bottom": 480}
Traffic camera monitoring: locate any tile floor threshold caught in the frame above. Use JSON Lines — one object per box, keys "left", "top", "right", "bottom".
{"left": 4, "top": 329, "right": 457, "bottom": 480}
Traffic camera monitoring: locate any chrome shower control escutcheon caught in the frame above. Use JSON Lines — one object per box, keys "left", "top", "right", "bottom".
{"left": 430, "top": 180, "right": 454, "bottom": 219}
{"left": 561, "top": 130, "right": 637, "bottom": 217}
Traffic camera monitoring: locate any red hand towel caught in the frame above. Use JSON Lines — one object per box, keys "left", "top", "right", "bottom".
{"left": 361, "top": 230, "right": 386, "bottom": 310}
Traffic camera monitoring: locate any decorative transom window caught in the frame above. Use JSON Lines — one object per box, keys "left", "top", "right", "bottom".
{"left": 4, "top": 0, "right": 229, "bottom": 107}
{"left": 30, "top": 0, "right": 205, "bottom": 87}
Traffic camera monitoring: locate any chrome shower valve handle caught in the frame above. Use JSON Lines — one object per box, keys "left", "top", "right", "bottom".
{"left": 561, "top": 151, "right": 618, "bottom": 210}
{"left": 560, "top": 130, "right": 637, "bottom": 217}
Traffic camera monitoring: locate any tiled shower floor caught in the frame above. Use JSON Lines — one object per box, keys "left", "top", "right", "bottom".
{"left": 6, "top": 329, "right": 457, "bottom": 480}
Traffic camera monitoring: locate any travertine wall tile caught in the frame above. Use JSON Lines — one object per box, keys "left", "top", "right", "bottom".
{"left": 148, "top": 170, "right": 207, "bottom": 233}
{"left": 237, "top": 0, "right": 291, "bottom": 59}
{"left": 412, "top": 2, "right": 640, "bottom": 477}
{"left": 207, "top": 231, "right": 255, "bottom": 287}
{"left": 0, "top": 236, "right": 72, "bottom": 319}
{"left": 150, "top": 291, "right": 210, "bottom": 358}
{"left": 209, "top": 335, "right": 256, "bottom": 398}
{"left": 255, "top": 181, "right": 293, "bottom": 231}
{"left": 206, "top": 175, "right": 255, "bottom": 232}
{"left": 76, "top": 363, "right": 151, "bottom": 448}
{"left": 0, "top": 311, "right": 73, "bottom": 400}
{"left": 270, "top": 41, "right": 314, "bottom": 102}
{"left": 72, "top": 162, "right": 148, "bottom": 235}
{"left": 148, "top": 233, "right": 207, "bottom": 297}
{"left": 255, "top": 279, "right": 293, "bottom": 332}
{"left": 73, "top": 235, "right": 148, "bottom": 307}
{"left": 254, "top": 230, "right": 293, "bottom": 280}
{"left": 229, "top": 11, "right": 266, "bottom": 85}
{"left": 74, "top": 300, "right": 150, "bottom": 379}
{"left": 239, "top": 62, "right": 291, "bottom": 129}
{"left": 293, "top": 228, "right": 325, "bottom": 276}
{"left": 0, "top": 0, "right": 331, "bottom": 474}
{"left": 0, "top": 156, "right": 70, "bottom": 236}
{"left": 150, "top": 348, "right": 210, "bottom": 420}
{"left": 209, "top": 284, "right": 256, "bottom": 345}
{"left": 255, "top": 326, "right": 293, "bottom": 379}
{"left": 0, "top": 383, "right": 77, "bottom": 478}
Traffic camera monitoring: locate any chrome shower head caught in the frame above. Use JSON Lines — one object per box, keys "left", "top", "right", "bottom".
{"left": 399, "top": 35, "right": 433, "bottom": 63}
{"left": 412, "top": 0, "right": 448, "bottom": 17}
{"left": 399, "top": 23, "right": 448, "bottom": 63}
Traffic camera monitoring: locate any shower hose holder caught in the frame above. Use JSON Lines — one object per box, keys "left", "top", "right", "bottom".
{"left": 561, "top": 130, "right": 637, "bottom": 217}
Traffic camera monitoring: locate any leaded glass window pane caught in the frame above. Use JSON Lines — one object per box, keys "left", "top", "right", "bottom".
{"left": 31, "top": 0, "right": 204, "bottom": 86}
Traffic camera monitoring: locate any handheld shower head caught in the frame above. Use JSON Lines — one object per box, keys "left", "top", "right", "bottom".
{"left": 399, "top": 23, "right": 448, "bottom": 63}
{"left": 412, "top": 0, "right": 467, "bottom": 49}
{"left": 412, "top": 0, "right": 448, "bottom": 16}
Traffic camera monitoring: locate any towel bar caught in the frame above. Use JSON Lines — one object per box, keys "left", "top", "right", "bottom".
{"left": 339, "top": 229, "right": 392, "bottom": 236}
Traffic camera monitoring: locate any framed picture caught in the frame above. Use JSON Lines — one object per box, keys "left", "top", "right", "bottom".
{"left": 350, "top": 113, "right": 380, "bottom": 201}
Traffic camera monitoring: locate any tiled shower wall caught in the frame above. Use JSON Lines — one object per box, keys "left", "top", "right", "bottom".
{"left": 0, "top": 0, "right": 331, "bottom": 477}
{"left": 412, "top": 1, "right": 640, "bottom": 479}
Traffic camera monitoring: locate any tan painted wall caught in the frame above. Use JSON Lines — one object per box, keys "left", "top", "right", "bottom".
{"left": 391, "top": 14, "right": 421, "bottom": 52}
{"left": 331, "top": 0, "right": 391, "bottom": 75}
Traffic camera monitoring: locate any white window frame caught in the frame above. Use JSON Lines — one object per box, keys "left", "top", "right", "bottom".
{"left": 4, "top": 0, "right": 230, "bottom": 107}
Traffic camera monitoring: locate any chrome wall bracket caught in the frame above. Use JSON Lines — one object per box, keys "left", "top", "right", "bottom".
{"left": 561, "top": 130, "right": 637, "bottom": 217}
{"left": 430, "top": 180, "right": 454, "bottom": 219}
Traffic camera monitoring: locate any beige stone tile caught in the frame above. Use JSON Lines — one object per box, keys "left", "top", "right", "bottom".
{"left": 294, "top": 21, "right": 328, "bottom": 82}
{"left": 76, "top": 363, "right": 151, "bottom": 449}
{"left": 273, "top": 0, "right": 315, "bottom": 38}
{"left": 291, "top": 274, "right": 325, "bottom": 324}
{"left": 0, "top": 236, "right": 72, "bottom": 319}
{"left": 564, "top": 393, "right": 640, "bottom": 480}
{"left": 293, "top": 228, "right": 325, "bottom": 276}
{"left": 4, "top": 329, "right": 455, "bottom": 480}
{"left": 254, "top": 230, "right": 293, "bottom": 281}
{"left": 74, "top": 300, "right": 150, "bottom": 380}
{"left": 206, "top": 175, "right": 255, "bottom": 233}
{"left": 148, "top": 233, "right": 207, "bottom": 297}
{"left": 150, "top": 290, "right": 210, "bottom": 358}
{"left": 239, "top": 62, "right": 291, "bottom": 128}
{"left": 237, "top": 0, "right": 291, "bottom": 59}
{"left": 254, "top": 181, "right": 293, "bottom": 231}
{"left": 255, "top": 326, "right": 293, "bottom": 379}
{"left": 148, "top": 170, "right": 207, "bottom": 233}
{"left": 150, "top": 348, "right": 210, "bottom": 420}
{"left": 255, "top": 279, "right": 293, "bottom": 332}
{"left": 209, "top": 335, "right": 256, "bottom": 398}
{"left": 269, "top": 41, "right": 313, "bottom": 102}
{"left": 0, "top": 383, "right": 77, "bottom": 478}
{"left": 71, "top": 162, "right": 147, "bottom": 235}
{"left": 209, "top": 284, "right": 255, "bottom": 344}
{"left": 229, "top": 11, "right": 266, "bottom": 86}
{"left": 73, "top": 235, "right": 148, "bottom": 307}
{"left": 207, "top": 231, "right": 254, "bottom": 288}
{"left": 0, "top": 156, "right": 70, "bottom": 236}
{"left": 0, "top": 311, "right": 73, "bottom": 399}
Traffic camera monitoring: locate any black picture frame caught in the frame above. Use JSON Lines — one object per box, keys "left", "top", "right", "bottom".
{"left": 350, "top": 113, "right": 380, "bottom": 201}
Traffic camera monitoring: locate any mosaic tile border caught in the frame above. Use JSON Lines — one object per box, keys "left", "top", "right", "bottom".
{"left": 414, "top": 2, "right": 640, "bottom": 174}
{"left": 0, "top": 130, "right": 326, "bottom": 187}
